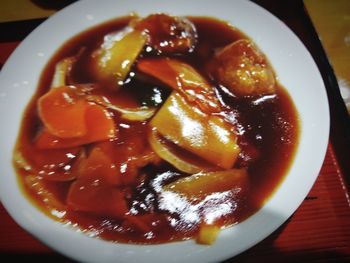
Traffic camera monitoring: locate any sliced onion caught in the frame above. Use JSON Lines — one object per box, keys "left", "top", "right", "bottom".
{"left": 86, "top": 94, "right": 156, "bottom": 121}
{"left": 51, "top": 48, "right": 85, "bottom": 88}
{"left": 116, "top": 106, "right": 156, "bottom": 121}
{"left": 148, "top": 129, "right": 218, "bottom": 174}
{"left": 51, "top": 57, "right": 75, "bottom": 88}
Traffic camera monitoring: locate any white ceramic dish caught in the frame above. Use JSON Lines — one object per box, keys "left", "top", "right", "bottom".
{"left": 0, "top": 0, "right": 329, "bottom": 262}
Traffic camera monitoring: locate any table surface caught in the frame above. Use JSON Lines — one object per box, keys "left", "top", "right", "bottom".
{"left": 1, "top": 0, "right": 350, "bottom": 262}
{"left": 304, "top": 0, "right": 350, "bottom": 113}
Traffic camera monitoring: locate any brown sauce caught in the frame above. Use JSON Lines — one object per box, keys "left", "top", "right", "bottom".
{"left": 14, "top": 15, "right": 299, "bottom": 244}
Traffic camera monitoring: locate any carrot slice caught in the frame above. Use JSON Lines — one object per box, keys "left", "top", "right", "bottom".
{"left": 137, "top": 58, "right": 221, "bottom": 113}
{"left": 35, "top": 129, "right": 83, "bottom": 149}
{"left": 38, "top": 86, "right": 87, "bottom": 138}
{"left": 91, "top": 138, "right": 158, "bottom": 186}
{"left": 84, "top": 102, "right": 116, "bottom": 141}
{"left": 138, "top": 58, "right": 179, "bottom": 89}
{"left": 35, "top": 103, "right": 117, "bottom": 149}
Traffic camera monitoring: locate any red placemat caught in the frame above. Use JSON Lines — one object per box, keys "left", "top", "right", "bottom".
{"left": 0, "top": 42, "right": 19, "bottom": 67}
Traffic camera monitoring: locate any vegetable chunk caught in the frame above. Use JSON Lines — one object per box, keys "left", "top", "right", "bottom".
{"left": 91, "top": 29, "right": 148, "bottom": 86}
{"left": 151, "top": 92, "right": 240, "bottom": 169}
{"left": 137, "top": 58, "right": 221, "bottom": 113}
{"left": 36, "top": 102, "right": 117, "bottom": 149}
{"left": 148, "top": 129, "right": 218, "bottom": 174}
{"left": 67, "top": 176, "right": 128, "bottom": 219}
{"left": 38, "top": 86, "right": 87, "bottom": 138}
{"left": 197, "top": 224, "right": 221, "bottom": 245}
{"left": 163, "top": 169, "right": 247, "bottom": 199}
{"left": 77, "top": 146, "right": 121, "bottom": 185}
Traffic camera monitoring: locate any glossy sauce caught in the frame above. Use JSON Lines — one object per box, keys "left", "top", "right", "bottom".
{"left": 14, "top": 16, "right": 299, "bottom": 243}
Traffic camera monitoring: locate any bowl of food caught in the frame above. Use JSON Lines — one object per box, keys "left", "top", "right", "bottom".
{"left": 0, "top": 0, "right": 329, "bottom": 262}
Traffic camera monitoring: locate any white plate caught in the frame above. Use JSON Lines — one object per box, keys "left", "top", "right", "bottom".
{"left": 0, "top": 0, "right": 329, "bottom": 262}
